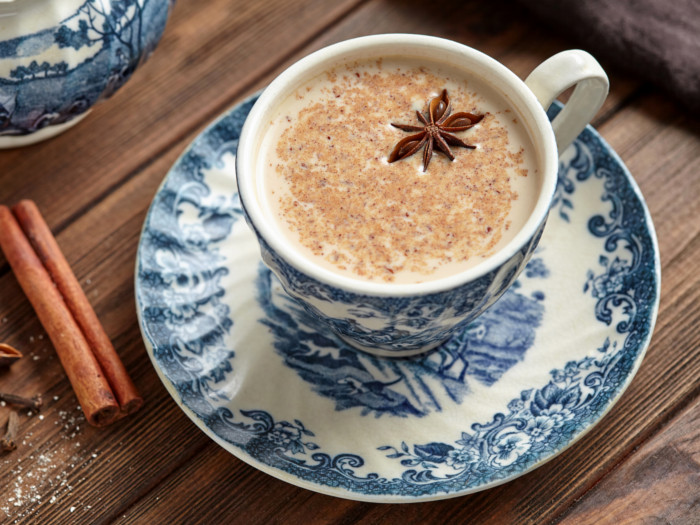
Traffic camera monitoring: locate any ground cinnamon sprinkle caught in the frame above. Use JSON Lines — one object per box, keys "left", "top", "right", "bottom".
{"left": 266, "top": 61, "right": 533, "bottom": 282}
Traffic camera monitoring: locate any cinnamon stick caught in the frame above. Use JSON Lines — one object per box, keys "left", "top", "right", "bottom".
{"left": 0, "top": 205, "right": 119, "bottom": 426}
{"left": 12, "top": 200, "right": 143, "bottom": 415}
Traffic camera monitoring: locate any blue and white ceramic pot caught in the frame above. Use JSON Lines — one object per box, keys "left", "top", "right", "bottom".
{"left": 0, "top": 0, "right": 172, "bottom": 148}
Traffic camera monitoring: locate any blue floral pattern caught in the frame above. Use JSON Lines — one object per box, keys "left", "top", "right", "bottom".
{"left": 552, "top": 139, "right": 594, "bottom": 222}
{"left": 135, "top": 99, "right": 659, "bottom": 500}
{"left": 379, "top": 338, "right": 620, "bottom": 479}
{"left": 256, "top": 223, "right": 543, "bottom": 354}
{"left": 258, "top": 263, "right": 546, "bottom": 417}
{"left": 0, "top": 0, "right": 172, "bottom": 136}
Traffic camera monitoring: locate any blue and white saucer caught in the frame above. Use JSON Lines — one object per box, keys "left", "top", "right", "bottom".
{"left": 135, "top": 97, "right": 660, "bottom": 502}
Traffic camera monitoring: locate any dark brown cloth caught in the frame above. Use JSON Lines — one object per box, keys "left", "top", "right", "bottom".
{"left": 520, "top": 0, "right": 700, "bottom": 114}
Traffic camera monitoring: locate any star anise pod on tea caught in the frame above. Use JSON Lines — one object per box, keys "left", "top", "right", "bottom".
{"left": 388, "top": 89, "right": 484, "bottom": 171}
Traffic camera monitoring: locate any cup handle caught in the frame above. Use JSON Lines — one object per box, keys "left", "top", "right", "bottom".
{"left": 525, "top": 50, "right": 609, "bottom": 155}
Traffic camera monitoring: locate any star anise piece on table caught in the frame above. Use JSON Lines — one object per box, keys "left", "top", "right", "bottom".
{"left": 0, "top": 343, "right": 22, "bottom": 367}
{"left": 388, "top": 89, "right": 484, "bottom": 171}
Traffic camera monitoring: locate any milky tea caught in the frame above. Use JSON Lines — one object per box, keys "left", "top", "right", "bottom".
{"left": 257, "top": 58, "right": 540, "bottom": 284}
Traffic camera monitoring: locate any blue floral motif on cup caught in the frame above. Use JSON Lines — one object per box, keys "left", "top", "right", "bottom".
{"left": 256, "top": 227, "right": 544, "bottom": 353}
{"left": 258, "top": 260, "right": 546, "bottom": 417}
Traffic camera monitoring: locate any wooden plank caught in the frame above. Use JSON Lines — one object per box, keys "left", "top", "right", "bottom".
{"left": 0, "top": 0, "right": 364, "bottom": 240}
{"left": 558, "top": 397, "right": 700, "bottom": 524}
{"left": 247, "top": 0, "right": 639, "bottom": 121}
{"left": 115, "top": 446, "right": 312, "bottom": 525}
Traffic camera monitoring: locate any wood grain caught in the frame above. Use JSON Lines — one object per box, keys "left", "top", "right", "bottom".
{"left": 558, "top": 397, "right": 700, "bottom": 525}
{"left": 255, "top": 0, "right": 639, "bottom": 120}
{"left": 0, "top": 0, "right": 697, "bottom": 523}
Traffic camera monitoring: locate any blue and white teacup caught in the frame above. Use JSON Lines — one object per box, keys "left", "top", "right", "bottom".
{"left": 237, "top": 34, "right": 608, "bottom": 357}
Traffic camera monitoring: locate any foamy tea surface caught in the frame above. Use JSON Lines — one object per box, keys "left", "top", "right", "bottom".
{"left": 258, "top": 58, "right": 540, "bottom": 283}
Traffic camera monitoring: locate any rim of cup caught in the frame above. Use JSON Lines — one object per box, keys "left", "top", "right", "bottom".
{"left": 237, "top": 33, "right": 558, "bottom": 298}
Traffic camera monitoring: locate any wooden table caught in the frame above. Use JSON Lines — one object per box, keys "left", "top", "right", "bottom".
{"left": 0, "top": 1, "right": 698, "bottom": 523}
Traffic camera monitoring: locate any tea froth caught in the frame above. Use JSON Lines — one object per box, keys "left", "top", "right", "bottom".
{"left": 258, "top": 58, "right": 540, "bottom": 283}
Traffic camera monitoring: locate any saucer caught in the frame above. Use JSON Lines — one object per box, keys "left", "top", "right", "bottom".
{"left": 135, "top": 96, "right": 660, "bottom": 502}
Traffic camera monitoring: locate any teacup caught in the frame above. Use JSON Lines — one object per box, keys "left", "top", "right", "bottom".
{"left": 236, "top": 34, "right": 608, "bottom": 357}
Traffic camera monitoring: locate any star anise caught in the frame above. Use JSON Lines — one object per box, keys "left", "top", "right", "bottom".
{"left": 388, "top": 89, "right": 484, "bottom": 171}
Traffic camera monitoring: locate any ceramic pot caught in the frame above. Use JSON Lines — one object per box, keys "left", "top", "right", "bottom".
{"left": 0, "top": 0, "right": 173, "bottom": 147}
